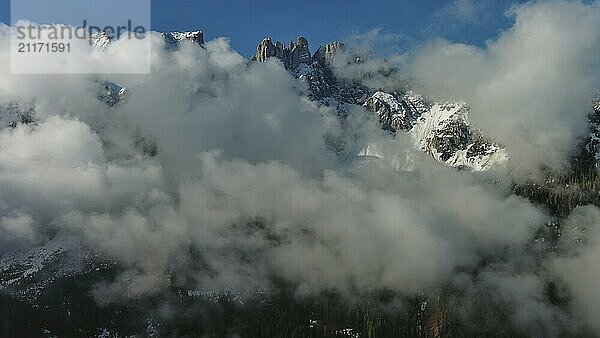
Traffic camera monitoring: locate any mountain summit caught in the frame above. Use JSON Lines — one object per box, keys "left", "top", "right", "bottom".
{"left": 251, "top": 35, "right": 508, "bottom": 171}
{"left": 252, "top": 36, "right": 312, "bottom": 70}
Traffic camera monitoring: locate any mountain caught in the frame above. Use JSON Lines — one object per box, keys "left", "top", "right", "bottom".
{"left": 2, "top": 32, "right": 599, "bottom": 337}
{"left": 0, "top": 33, "right": 542, "bottom": 308}
{"left": 251, "top": 36, "right": 508, "bottom": 171}
{"left": 97, "top": 80, "right": 127, "bottom": 107}
{"left": 1, "top": 33, "right": 596, "bottom": 303}
{"left": 162, "top": 30, "right": 204, "bottom": 50}
{"left": 85, "top": 32, "right": 514, "bottom": 171}
{"left": 90, "top": 32, "right": 111, "bottom": 51}
{"left": 89, "top": 29, "right": 204, "bottom": 51}
{"left": 363, "top": 91, "right": 507, "bottom": 170}
{"left": 252, "top": 36, "right": 312, "bottom": 70}
{"left": 0, "top": 233, "right": 113, "bottom": 303}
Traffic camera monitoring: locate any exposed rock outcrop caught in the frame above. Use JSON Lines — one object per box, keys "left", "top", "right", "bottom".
{"left": 313, "top": 41, "right": 345, "bottom": 65}
{"left": 362, "top": 93, "right": 508, "bottom": 171}
{"left": 90, "top": 31, "right": 111, "bottom": 51}
{"left": 162, "top": 30, "right": 204, "bottom": 50}
{"left": 89, "top": 30, "right": 204, "bottom": 51}
{"left": 272, "top": 35, "right": 509, "bottom": 171}
{"left": 252, "top": 36, "right": 312, "bottom": 70}
{"left": 363, "top": 91, "right": 425, "bottom": 132}
{"left": 97, "top": 81, "right": 127, "bottom": 107}
{"left": 0, "top": 102, "right": 36, "bottom": 128}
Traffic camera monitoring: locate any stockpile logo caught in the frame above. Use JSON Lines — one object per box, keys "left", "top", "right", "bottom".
{"left": 10, "top": 0, "right": 151, "bottom": 74}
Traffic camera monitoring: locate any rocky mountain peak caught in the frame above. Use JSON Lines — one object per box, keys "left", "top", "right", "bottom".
{"left": 313, "top": 41, "right": 345, "bottom": 64}
{"left": 89, "top": 30, "right": 204, "bottom": 51}
{"left": 162, "top": 30, "right": 204, "bottom": 50}
{"left": 362, "top": 91, "right": 507, "bottom": 171}
{"left": 253, "top": 36, "right": 312, "bottom": 70}
{"left": 90, "top": 31, "right": 111, "bottom": 51}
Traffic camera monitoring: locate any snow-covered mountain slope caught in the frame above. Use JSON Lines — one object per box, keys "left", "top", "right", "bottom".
{"left": 586, "top": 101, "right": 600, "bottom": 160}
{"left": 294, "top": 61, "right": 369, "bottom": 107}
{"left": 162, "top": 30, "right": 204, "bottom": 50}
{"left": 410, "top": 100, "right": 507, "bottom": 171}
{"left": 361, "top": 91, "right": 507, "bottom": 171}
{"left": 0, "top": 80, "right": 124, "bottom": 131}
{"left": 0, "top": 102, "right": 36, "bottom": 129}
{"left": 0, "top": 33, "right": 594, "bottom": 306}
{"left": 255, "top": 36, "right": 508, "bottom": 171}
{"left": 363, "top": 91, "right": 426, "bottom": 131}
{"left": 90, "top": 32, "right": 111, "bottom": 51}
{"left": 89, "top": 30, "right": 204, "bottom": 51}
{"left": 0, "top": 234, "right": 113, "bottom": 302}
{"left": 97, "top": 80, "right": 127, "bottom": 107}
{"left": 90, "top": 31, "right": 509, "bottom": 174}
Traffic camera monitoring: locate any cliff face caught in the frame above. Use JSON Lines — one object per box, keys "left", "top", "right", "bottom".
{"left": 250, "top": 35, "right": 508, "bottom": 171}
{"left": 253, "top": 36, "right": 312, "bottom": 70}
{"left": 253, "top": 38, "right": 346, "bottom": 69}
{"left": 162, "top": 31, "right": 204, "bottom": 49}
{"left": 313, "top": 41, "right": 345, "bottom": 64}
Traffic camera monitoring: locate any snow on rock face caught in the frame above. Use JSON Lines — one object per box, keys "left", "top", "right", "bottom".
{"left": 279, "top": 35, "right": 508, "bottom": 172}
{"left": 97, "top": 81, "right": 127, "bottom": 106}
{"left": 0, "top": 81, "right": 122, "bottom": 132}
{"left": 293, "top": 60, "right": 368, "bottom": 105}
{"left": 363, "top": 91, "right": 427, "bottom": 131}
{"left": 586, "top": 100, "right": 600, "bottom": 160}
{"left": 162, "top": 31, "right": 204, "bottom": 50}
{"left": 313, "top": 41, "right": 345, "bottom": 64}
{"left": 409, "top": 101, "right": 507, "bottom": 171}
{"left": 0, "top": 102, "right": 36, "bottom": 129}
{"left": 90, "top": 32, "right": 111, "bottom": 51}
{"left": 0, "top": 234, "right": 113, "bottom": 302}
{"left": 362, "top": 92, "right": 508, "bottom": 171}
{"left": 90, "top": 30, "right": 204, "bottom": 51}
{"left": 410, "top": 102, "right": 470, "bottom": 153}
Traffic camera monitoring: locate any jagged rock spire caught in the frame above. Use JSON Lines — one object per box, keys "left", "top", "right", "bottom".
{"left": 313, "top": 41, "right": 345, "bottom": 64}
{"left": 253, "top": 36, "right": 312, "bottom": 70}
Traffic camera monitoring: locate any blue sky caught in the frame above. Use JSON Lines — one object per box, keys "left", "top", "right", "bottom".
{"left": 1, "top": 0, "right": 528, "bottom": 56}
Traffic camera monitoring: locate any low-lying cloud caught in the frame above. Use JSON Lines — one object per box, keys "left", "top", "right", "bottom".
{"left": 0, "top": 1, "right": 600, "bottom": 335}
{"left": 408, "top": 0, "right": 600, "bottom": 174}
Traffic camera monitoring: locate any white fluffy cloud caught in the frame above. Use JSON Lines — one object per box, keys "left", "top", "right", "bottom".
{"left": 0, "top": 26, "right": 546, "bottom": 300}
{"left": 55, "top": 151, "right": 545, "bottom": 300}
{"left": 0, "top": 3, "right": 598, "bottom": 333}
{"left": 409, "top": 0, "right": 600, "bottom": 174}
{"left": 551, "top": 206, "right": 600, "bottom": 333}
{"left": 0, "top": 117, "right": 162, "bottom": 219}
